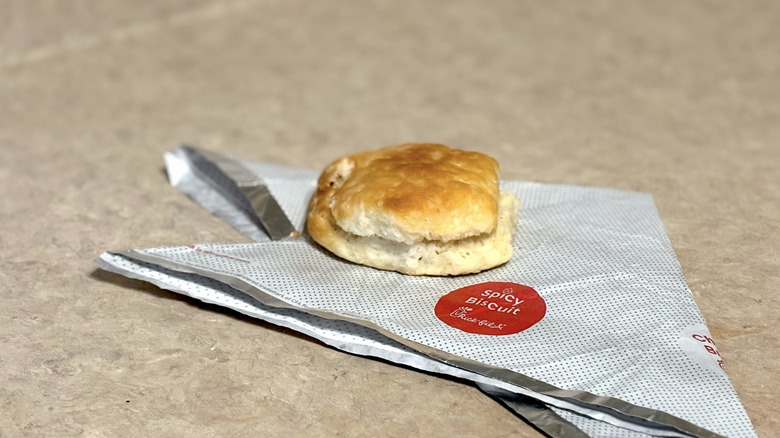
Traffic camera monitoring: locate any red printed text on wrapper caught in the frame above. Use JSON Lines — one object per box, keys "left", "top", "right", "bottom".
{"left": 435, "top": 282, "right": 546, "bottom": 335}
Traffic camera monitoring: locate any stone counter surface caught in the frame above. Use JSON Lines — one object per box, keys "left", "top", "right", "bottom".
{"left": 1, "top": 1, "right": 777, "bottom": 436}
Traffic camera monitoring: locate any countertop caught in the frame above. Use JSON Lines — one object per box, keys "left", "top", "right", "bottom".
{"left": 2, "top": 1, "right": 777, "bottom": 436}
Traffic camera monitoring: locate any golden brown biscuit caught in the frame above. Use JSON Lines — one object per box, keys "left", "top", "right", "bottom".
{"left": 307, "top": 143, "right": 518, "bottom": 275}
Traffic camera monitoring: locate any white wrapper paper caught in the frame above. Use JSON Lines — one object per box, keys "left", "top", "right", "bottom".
{"left": 96, "top": 149, "right": 756, "bottom": 438}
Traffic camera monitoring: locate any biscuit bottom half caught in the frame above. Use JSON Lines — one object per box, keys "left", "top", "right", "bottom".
{"left": 308, "top": 190, "right": 519, "bottom": 276}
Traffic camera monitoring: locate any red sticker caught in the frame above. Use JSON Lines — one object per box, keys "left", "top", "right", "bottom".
{"left": 435, "top": 282, "right": 546, "bottom": 335}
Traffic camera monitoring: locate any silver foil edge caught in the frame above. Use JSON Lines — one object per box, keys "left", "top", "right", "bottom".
{"left": 108, "top": 248, "right": 724, "bottom": 438}
{"left": 176, "top": 145, "right": 296, "bottom": 240}
{"left": 478, "top": 383, "right": 592, "bottom": 438}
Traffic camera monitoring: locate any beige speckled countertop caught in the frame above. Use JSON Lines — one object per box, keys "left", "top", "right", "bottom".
{"left": 2, "top": 1, "right": 778, "bottom": 436}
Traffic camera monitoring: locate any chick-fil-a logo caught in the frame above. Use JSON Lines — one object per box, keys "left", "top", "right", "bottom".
{"left": 435, "top": 282, "right": 546, "bottom": 335}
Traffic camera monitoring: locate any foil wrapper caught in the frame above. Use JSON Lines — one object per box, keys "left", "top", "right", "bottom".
{"left": 96, "top": 146, "right": 756, "bottom": 438}
{"left": 165, "top": 146, "right": 297, "bottom": 241}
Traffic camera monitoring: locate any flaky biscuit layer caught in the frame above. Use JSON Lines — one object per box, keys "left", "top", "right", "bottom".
{"left": 306, "top": 143, "right": 518, "bottom": 275}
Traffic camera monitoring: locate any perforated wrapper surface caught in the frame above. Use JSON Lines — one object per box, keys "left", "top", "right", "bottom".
{"left": 97, "top": 149, "right": 756, "bottom": 438}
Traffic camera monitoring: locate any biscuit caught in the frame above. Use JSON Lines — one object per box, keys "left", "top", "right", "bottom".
{"left": 307, "top": 143, "right": 518, "bottom": 275}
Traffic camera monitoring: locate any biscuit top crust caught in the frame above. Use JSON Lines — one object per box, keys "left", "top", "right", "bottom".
{"left": 323, "top": 143, "right": 500, "bottom": 244}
